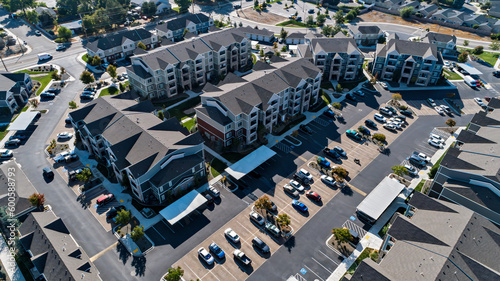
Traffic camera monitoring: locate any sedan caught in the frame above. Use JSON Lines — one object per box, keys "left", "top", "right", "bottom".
{"left": 404, "top": 164, "right": 418, "bottom": 177}
{"left": 292, "top": 200, "right": 308, "bottom": 212}
{"left": 208, "top": 186, "right": 220, "bottom": 197}
{"left": 289, "top": 180, "right": 304, "bottom": 192}
{"left": 40, "top": 92, "right": 55, "bottom": 99}
{"left": 427, "top": 98, "right": 437, "bottom": 107}
{"left": 43, "top": 167, "right": 54, "bottom": 178}
{"left": 284, "top": 184, "right": 300, "bottom": 197}
{"left": 400, "top": 109, "right": 413, "bottom": 116}
{"left": 434, "top": 106, "right": 444, "bottom": 115}
{"left": 474, "top": 97, "right": 484, "bottom": 106}
{"left": 53, "top": 151, "right": 70, "bottom": 163}
{"left": 374, "top": 113, "right": 387, "bottom": 123}
{"left": 265, "top": 222, "right": 281, "bottom": 237}
{"left": 365, "top": 119, "right": 377, "bottom": 128}
{"left": 252, "top": 237, "right": 270, "bottom": 253}
{"left": 57, "top": 132, "right": 73, "bottom": 140}
{"left": 267, "top": 200, "right": 278, "bottom": 213}
{"left": 440, "top": 105, "right": 451, "bottom": 114}
{"left": 306, "top": 191, "right": 321, "bottom": 202}
{"left": 80, "top": 93, "right": 94, "bottom": 100}
{"left": 198, "top": 247, "right": 215, "bottom": 266}
{"left": 10, "top": 134, "right": 27, "bottom": 140}
{"left": 224, "top": 228, "right": 240, "bottom": 244}
{"left": 428, "top": 138, "right": 443, "bottom": 148}
{"left": 4, "top": 139, "right": 21, "bottom": 147}
{"left": 300, "top": 124, "right": 313, "bottom": 134}
{"left": 56, "top": 45, "right": 66, "bottom": 51}
{"left": 323, "top": 110, "right": 336, "bottom": 119}
{"left": 383, "top": 123, "right": 397, "bottom": 131}
{"left": 493, "top": 71, "right": 500, "bottom": 77}
{"left": 333, "top": 146, "right": 347, "bottom": 157}
{"left": 106, "top": 206, "right": 126, "bottom": 220}
{"left": 429, "top": 133, "right": 444, "bottom": 143}
{"left": 323, "top": 147, "right": 340, "bottom": 159}
{"left": 320, "top": 175, "right": 336, "bottom": 186}
{"left": 249, "top": 211, "right": 265, "bottom": 226}
{"left": 386, "top": 107, "right": 398, "bottom": 115}
{"left": 209, "top": 242, "right": 225, "bottom": 259}
{"left": 317, "top": 156, "right": 331, "bottom": 168}
{"left": 358, "top": 126, "right": 371, "bottom": 136}
{"left": 0, "top": 149, "right": 13, "bottom": 158}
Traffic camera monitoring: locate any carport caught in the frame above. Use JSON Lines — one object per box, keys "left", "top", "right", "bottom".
{"left": 457, "top": 63, "right": 482, "bottom": 75}
{"left": 8, "top": 112, "right": 38, "bottom": 131}
{"left": 356, "top": 177, "right": 405, "bottom": 224}
{"left": 159, "top": 190, "right": 207, "bottom": 225}
{"left": 224, "top": 146, "right": 276, "bottom": 180}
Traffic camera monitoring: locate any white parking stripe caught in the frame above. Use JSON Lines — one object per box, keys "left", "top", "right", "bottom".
{"left": 318, "top": 250, "right": 339, "bottom": 265}
{"left": 220, "top": 264, "right": 239, "bottom": 280}
{"left": 303, "top": 264, "right": 325, "bottom": 281}
{"left": 236, "top": 220, "right": 254, "bottom": 235}
{"left": 183, "top": 262, "right": 201, "bottom": 281}
{"left": 151, "top": 226, "right": 166, "bottom": 240}
{"left": 161, "top": 220, "right": 176, "bottom": 234}
{"left": 312, "top": 257, "right": 333, "bottom": 273}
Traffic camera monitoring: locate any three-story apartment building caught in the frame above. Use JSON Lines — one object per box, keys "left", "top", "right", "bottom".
{"left": 422, "top": 32, "right": 457, "bottom": 57}
{"left": 196, "top": 57, "right": 322, "bottom": 147}
{"left": 156, "top": 13, "right": 213, "bottom": 42}
{"left": 68, "top": 92, "right": 205, "bottom": 205}
{"left": 297, "top": 38, "right": 364, "bottom": 82}
{"left": 372, "top": 38, "right": 444, "bottom": 86}
{"left": 127, "top": 28, "right": 251, "bottom": 99}
{"left": 0, "top": 72, "right": 33, "bottom": 114}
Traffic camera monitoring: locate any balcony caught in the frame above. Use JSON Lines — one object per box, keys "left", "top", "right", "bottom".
{"left": 196, "top": 67, "right": 203, "bottom": 72}
{"left": 183, "top": 75, "right": 189, "bottom": 81}
{"left": 195, "top": 59, "right": 202, "bottom": 64}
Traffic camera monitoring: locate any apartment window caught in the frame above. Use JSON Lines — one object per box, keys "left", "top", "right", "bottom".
{"left": 195, "top": 59, "right": 202, "bottom": 64}
{"left": 237, "top": 121, "right": 243, "bottom": 128}
{"left": 124, "top": 46, "right": 128, "bottom": 49}
{"left": 226, "top": 124, "right": 231, "bottom": 130}
{"left": 226, "top": 132, "right": 232, "bottom": 138}
{"left": 220, "top": 50, "right": 226, "bottom": 55}
{"left": 250, "top": 112, "right": 257, "bottom": 118}
{"left": 147, "top": 78, "right": 152, "bottom": 83}
{"left": 168, "top": 75, "right": 174, "bottom": 80}
{"left": 167, "top": 69, "right": 173, "bottom": 73}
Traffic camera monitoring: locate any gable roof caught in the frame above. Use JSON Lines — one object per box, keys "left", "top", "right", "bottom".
{"left": 423, "top": 32, "right": 457, "bottom": 44}
{"left": 239, "top": 26, "right": 274, "bottom": 37}
{"left": 0, "top": 161, "right": 37, "bottom": 217}
{"left": 86, "top": 28, "right": 153, "bottom": 52}
{"left": 156, "top": 13, "right": 210, "bottom": 33}
{"left": 0, "top": 72, "right": 28, "bottom": 92}
{"left": 376, "top": 39, "right": 443, "bottom": 63}
{"left": 350, "top": 25, "right": 381, "bottom": 35}
{"left": 309, "top": 38, "right": 362, "bottom": 54}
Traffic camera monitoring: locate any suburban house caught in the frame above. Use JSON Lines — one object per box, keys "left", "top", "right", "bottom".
{"left": 155, "top": 13, "right": 213, "bottom": 42}
{"left": 196, "top": 57, "right": 322, "bottom": 147}
{"left": 297, "top": 37, "right": 365, "bottom": 82}
{"left": 240, "top": 26, "right": 275, "bottom": 42}
{"left": 422, "top": 32, "right": 457, "bottom": 57}
{"left": 18, "top": 211, "right": 101, "bottom": 281}
{"left": 131, "top": 0, "right": 171, "bottom": 13}
{"left": 345, "top": 192, "right": 500, "bottom": 281}
{"left": 417, "top": 4, "right": 438, "bottom": 17}
{"left": 428, "top": 98, "right": 500, "bottom": 225}
{"left": 85, "top": 28, "right": 159, "bottom": 62}
{"left": 372, "top": 38, "right": 444, "bottom": 86}
{"left": 127, "top": 27, "right": 251, "bottom": 100}
{"left": 489, "top": 1, "right": 500, "bottom": 18}
{"left": 348, "top": 25, "right": 385, "bottom": 46}
{"left": 285, "top": 32, "right": 306, "bottom": 45}
{"left": 0, "top": 72, "right": 33, "bottom": 114}
{"left": 68, "top": 92, "right": 205, "bottom": 205}
{"left": 0, "top": 161, "right": 37, "bottom": 219}
{"left": 430, "top": 9, "right": 466, "bottom": 25}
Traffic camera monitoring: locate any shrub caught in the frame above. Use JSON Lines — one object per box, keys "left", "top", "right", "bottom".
{"left": 400, "top": 7, "right": 414, "bottom": 18}
{"left": 428, "top": 165, "right": 438, "bottom": 178}
{"left": 372, "top": 133, "right": 386, "bottom": 142}
{"left": 48, "top": 30, "right": 55, "bottom": 35}
{"left": 471, "top": 45, "right": 484, "bottom": 55}
{"left": 332, "top": 102, "right": 341, "bottom": 109}
{"left": 399, "top": 105, "right": 408, "bottom": 110}
{"left": 457, "top": 51, "right": 469, "bottom": 63}
{"left": 332, "top": 166, "right": 348, "bottom": 179}
{"left": 54, "top": 38, "right": 66, "bottom": 43}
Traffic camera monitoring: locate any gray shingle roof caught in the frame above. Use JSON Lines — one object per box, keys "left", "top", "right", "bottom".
{"left": 239, "top": 26, "right": 274, "bottom": 37}
{"left": 0, "top": 161, "right": 36, "bottom": 217}
{"left": 156, "top": 13, "right": 210, "bottom": 33}
{"left": 287, "top": 32, "right": 306, "bottom": 39}
{"left": 200, "top": 28, "right": 246, "bottom": 51}
{"left": 310, "top": 38, "right": 361, "bottom": 54}
{"left": 424, "top": 32, "right": 457, "bottom": 44}
{"left": 350, "top": 25, "right": 381, "bottom": 35}
{"left": 86, "top": 28, "right": 153, "bottom": 52}
{"left": 377, "top": 39, "right": 442, "bottom": 63}
{"left": 149, "top": 154, "right": 204, "bottom": 187}
{"left": 0, "top": 72, "right": 27, "bottom": 92}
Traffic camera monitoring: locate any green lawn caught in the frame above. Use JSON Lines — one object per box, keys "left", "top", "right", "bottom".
{"left": 82, "top": 53, "right": 89, "bottom": 63}
{"left": 339, "top": 77, "right": 367, "bottom": 90}
{"left": 15, "top": 69, "right": 50, "bottom": 75}
{"left": 276, "top": 20, "right": 316, "bottom": 28}
{"left": 0, "top": 125, "right": 9, "bottom": 142}
{"left": 99, "top": 86, "right": 119, "bottom": 97}
{"left": 32, "top": 72, "right": 55, "bottom": 95}
{"left": 210, "top": 158, "right": 227, "bottom": 177}
{"left": 443, "top": 69, "right": 462, "bottom": 80}
{"left": 21, "top": 105, "right": 29, "bottom": 112}
{"left": 181, "top": 118, "right": 197, "bottom": 131}
{"left": 414, "top": 179, "right": 426, "bottom": 193}
{"left": 252, "top": 53, "right": 257, "bottom": 64}
{"left": 167, "top": 96, "right": 201, "bottom": 121}
{"left": 460, "top": 48, "right": 500, "bottom": 66}
{"left": 124, "top": 81, "right": 129, "bottom": 87}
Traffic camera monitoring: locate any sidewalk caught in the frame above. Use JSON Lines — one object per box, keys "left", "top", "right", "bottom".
{"left": 204, "top": 145, "right": 233, "bottom": 166}
{"left": 387, "top": 81, "right": 457, "bottom": 91}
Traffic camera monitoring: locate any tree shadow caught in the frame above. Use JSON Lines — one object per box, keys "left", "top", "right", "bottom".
{"left": 131, "top": 255, "right": 147, "bottom": 277}
{"left": 116, "top": 241, "right": 130, "bottom": 264}
{"left": 283, "top": 236, "right": 295, "bottom": 253}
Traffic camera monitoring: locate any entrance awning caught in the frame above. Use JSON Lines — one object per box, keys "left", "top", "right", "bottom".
{"left": 159, "top": 190, "right": 207, "bottom": 225}
{"left": 457, "top": 63, "right": 482, "bottom": 75}
{"left": 225, "top": 146, "right": 276, "bottom": 180}
{"left": 8, "top": 112, "right": 38, "bottom": 131}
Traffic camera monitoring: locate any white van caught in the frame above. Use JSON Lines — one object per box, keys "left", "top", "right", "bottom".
{"left": 38, "top": 53, "right": 52, "bottom": 60}
{"left": 464, "top": 76, "right": 478, "bottom": 88}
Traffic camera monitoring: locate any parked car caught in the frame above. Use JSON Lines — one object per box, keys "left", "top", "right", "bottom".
{"left": 233, "top": 250, "right": 251, "bottom": 265}
{"left": 298, "top": 168, "right": 313, "bottom": 182}
{"left": 106, "top": 205, "right": 126, "bottom": 220}
{"left": 427, "top": 98, "right": 437, "bottom": 107}
{"left": 408, "top": 156, "right": 426, "bottom": 167}
{"left": 57, "top": 132, "right": 73, "bottom": 140}
{"left": 208, "top": 186, "right": 220, "bottom": 197}
{"left": 440, "top": 105, "right": 451, "bottom": 114}
{"left": 53, "top": 151, "right": 71, "bottom": 163}
{"left": 333, "top": 146, "right": 347, "bottom": 157}
{"left": 405, "top": 164, "right": 418, "bottom": 177}
{"left": 323, "top": 110, "right": 336, "bottom": 119}
{"left": 379, "top": 82, "right": 388, "bottom": 89}
{"left": 289, "top": 180, "right": 304, "bottom": 192}
{"left": 317, "top": 156, "right": 331, "bottom": 168}
{"left": 198, "top": 247, "right": 215, "bottom": 265}
{"left": 379, "top": 107, "right": 393, "bottom": 116}
{"left": 374, "top": 113, "right": 387, "bottom": 123}
{"left": 396, "top": 115, "right": 407, "bottom": 122}
{"left": 320, "top": 175, "right": 336, "bottom": 187}
{"left": 293, "top": 173, "right": 310, "bottom": 185}
{"left": 354, "top": 90, "right": 365, "bottom": 97}
{"left": 306, "top": 190, "right": 321, "bottom": 202}
{"left": 46, "top": 88, "right": 60, "bottom": 94}
{"left": 400, "top": 109, "right": 413, "bottom": 116}
{"left": 209, "top": 242, "right": 225, "bottom": 259}
{"left": 299, "top": 124, "right": 313, "bottom": 135}
{"left": 323, "top": 147, "right": 340, "bottom": 159}
{"left": 283, "top": 184, "right": 300, "bottom": 197}
{"left": 96, "top": 194, "right": 114, "bottom": 206}
{"left": 386, "top": 107, "right": 398, "bottom": 115}
{"left": 434, "top": 106, "right": 444, "bottom": 115}
{"left": 224, "top": 228, "right": 240, "bottom": 243}
{"left": 388, "top": 121, "right": 401, "bottom": 130}
{"left": 249, "top": 211, "right": 265, "bottom": 226}
{"left": 295, "top": 16, "right": 302, "bottom": 21}
{"left": 358, "top": 126, "right": 371, "bottom": 136}
{"left": 65, "top": 153, "right": 79, "bottom": 163}
{"left": 428, "top": 138, "right": 443, "bottom": 148}
{"left": 56, "top": 44, "right": 66, "bottom": 51}
{"left": 365, "top": 119, "right": 377, "bottom": 128}
{"left": 346, "top": 93, "right": 357, "bottom": 101}
{"left": 383, "top": 123, "right": 397, "bottom": 131}
{"left": 346, "top": 130, "right": 362, "bottom": 141}
{"left": 43, "top": 167, "right": 54, "bottom": 178}
{"left": 292, "top": 200, "right": 308, "bottom": 212}
{"left": 308, "top": 9, "right": 315, "bottom": 13}
{"left": 267, "top": 200, "right": 278, "bottom": 213}
{"left": 233, "top": 4, "right": 241, "bottom": 8}
{"left": 35, "top": 30, "right": 41, "bottom": 36}
{"left": 4, "top": 139, "right": 21, "bottom": 147}
{"left": 40, "top": 92, "right": 55, "bottom": 99}
{"left": 412, "top": 152, "right": 430, "bottom": 163}
{"left": 80, "top": 93, "right": 94, "bottom": 100}
{"left": 10, "top": 134, "right": 27, "bottom": 140}
{"left": 485, "top": 96, "right": 491, "bottom": 102}
{"left": 265, "top": 222, "right": 281, "bottom": 237}
{"left": 493, "top": 71, "right": 500, "bottom": 77}
{"left": 252, "top": 237, "right": 270, "bottom": 253}
{"left": 429, "top": 133, "right": 444, "bottom": 144}
{"left": 474, "top": 97, "right": 484, "bottom": 106}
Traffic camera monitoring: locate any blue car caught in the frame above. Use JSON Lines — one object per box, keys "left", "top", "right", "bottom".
{"left": 317, "top": 157, "right": 331, "bottom": 168}
{"left": 323, "top": 110, "right": 336, "bottom": 119}
{"left": 292, "top": 200, "right": 308, "bottom": 212}
{"left": 358, "top": 126, "right": 371, "bottom": 136}
{"left": 209, "top": 242, "right": 225, "bottom": 259}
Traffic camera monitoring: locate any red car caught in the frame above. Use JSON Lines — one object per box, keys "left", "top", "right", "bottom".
{"left": 306, "top": 191, "right": 321, "bottom": 202}
{"left": 485, "top": 96, "right": 491, "bottom": 102}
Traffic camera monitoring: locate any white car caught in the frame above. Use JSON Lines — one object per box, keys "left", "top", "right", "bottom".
{"left": 404, "top": 164, "right": 418, "bottom": 176}
{"left": 298, "top": 168, "right": 313, "bottom": 182}
{"left": 474, "top": 97, "right": 484, "bottom": 106}
{"left": 35, "top": 30, "right": 41, "bottom": 36}
{"left": 289, "top": 180, "right": 304, "bottom": 192}
{"left": 444, "top": 61, "right": 451, "bottom": 67}
{"left": 0, "top": 149, "right": 13, "bottom": 158}
{"left": 379, "top": 82, "right": 388, "bottom": 89}
{"left": 388, "top": 121, "right": 401, "bottom": 129}
{"left": 413, "top": 152, "right": 431, "bottom": 163}
{"left": 428, "top": 138, "right": 443, "bottom": 148}
{"left": 374, "top": 113, "right": 387, "bottom": 123}
{"left": 53, "top": 151, "right": 70, "bottom": 163}
{"left": 434, "top": 106, "right": 444, "bottom": 115}
{"left": 249, "top": 211, "right": 265, "bottom": 226}
{"left": 208, "top": 186, "right": 220, "bottom": 197}
{"left": 383, "top": 123, "right": 397, "bottom": 131}
{"left": 57, "top": 132, "right": 73, "bottom": 140}
{"left": 198, "top": 247, "right": 214, "bottom": 265}
{"left": 429, "top": 133, "right": 444, "bottom": 144}
{"left": 320, "top": 175, "right": 336, "bottom": 186}
{"left": 440, "top": 105, "right": 451, "bottom": 114}
{"left": 224, "top": 228, "right": 240, "bottom": 243}
{"left": 379, "top": 107, "right": 393, "bottom": 116}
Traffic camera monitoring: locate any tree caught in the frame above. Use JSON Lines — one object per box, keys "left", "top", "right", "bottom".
{"left": 392, "top": 93, "right": 402, "bottom": 101}
{"left": 115, "top": 210, "right": 131, "bottom": 225}
{"left": 322, "top": 25, "right": 333, "bottom": 36}
{"left": 137, "top": 41, "right": 147, "bottom": 50}
{"left": 335, "top": 84, "right": 343, "bottom": 93}
{"left": 332, "top": 166, "right": 348, "bottom": 179}
{"left": 391, "top": 165, "right": 408, "bottom": 177}
{"left": 174, "top": 0, "right": 191, "bottom": 13}
{"left": 331, "top": 228, "right": 353, "bottom": 245}
{"left": 57, "top": 0, "right": 79, "bottom": 16}
{"left": 378, "top": 36, "right": 386, "bottom": 44}
{"left": 107, "top": 64, "right": 117, "bottom": 79}
{"left": 471, "top": 45, "right": 484, "bottom": 55}
{"left": 38, "top": 10, "right": 53, "bottom": 26}
{"left": 164, "top": 266, "right": 184, "bottom": 281}
{"left": 119, "top": 82, "right": 126, "bottom": 92}
{"left": 345, "top": 10, "right": 356, "bottom": 21}
{"left": 325, "top": 8, "right": 329, "bottom": 15}
{"left": 275, "top": 51, "right": 281, "bottom": 57}
{"left": 239, "top": 22, "right": 243, "bottom": 27}
{"left": 76, "top": 168, "right": 92, "bottom": 183}
{"left": 254, "top": 195, "right": 272, "bottom": 213}
{"left": 463, "top": 40, "right": 469, "bottom": 46}
{"left": 255, "top": 44, "right": 260, "bottom": 50}
{"left": 29, "top": 99, "right": 39, "bottom": 108}
{"left": 80, "top": 71, "right": 95, "bottom": 84}
{"left": 490, "top": 40, "right": 500, "bottom": 51}
{"left": 332, "top": 102, "right": 341, "bottom": 109}
{"left": 280, "top": 27, "right": 288, "bottom": 40}
{"left": 273, "top": 41, "right": 278, "bottom": 49}
{"left": 24, "top": 10, "right": 39, "bottom": 24}
{"left": 400, "top": 7, "right": 414, "bottom": 18}
{"left": 334, "top": 10, "right": 344, "bottom": 23}
{"left": 457, "top": 51, "right": 469, "bottom": 63}
{"left": 91, "top": 55, "right": 102, "bottom": 66}
{"left": 317, "top": 14, "right": 327, "bottom": 26}
{"left": 259, "top": 48, "right": 265, "bottom": 57}
{"left": 373, "top": 133, "right": 386, "bottom": 142}
{"left": 130, "top": 225, "right": 145, "bottom": 241}
{"left": 446, "top": 118, "right": 456, "bottom": 129}
{"left": 276, "top": 213, "right": 291, "bottom": 228}
{"left": 69, "top": 101, "right": 78, "bottom": 109}
{"left": 157, "top": 110, "right": 165, "bottom": 120}
{"left": 29, "top": 193, "right": 45, "bottom": 208}
{"left": 254, "top": 0, "right": 259, "bottom": 8}
{"left": 142, "top": 1, "right": 157, "bottom": 17}
{"left": 281, "top": 46, "right": 287, "bottom": 52}
{"left": 57, "top": 26, "right": 72, "bottom": 42}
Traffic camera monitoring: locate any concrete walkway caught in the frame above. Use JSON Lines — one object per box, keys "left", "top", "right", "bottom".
{"left": 204, "top": 145, "right": 233, "bottom": 166}
{"left": 0, "top": 236, "right": 26, "bottom": 281}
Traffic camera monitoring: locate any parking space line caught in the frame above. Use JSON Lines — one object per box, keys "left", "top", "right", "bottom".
{"left": 236, "top": 220, "right": 254, "bottom": 235}
{"left": 311, "top": 257, "right": 333, "bottom": 273}
{"left": 151, "top": 226, "right": 166, "bottom": 240}
{"left": 220, "top": 264, "right": 238, "bottom": 280}
{"left": 310, "top": 182, "right": 329, "bottom": 194}
{"left": 183, "top": 262, "right": 201, "bottom": 281}
{"left": 318, "top": 250, "right": 339, "bottom": 265}
{"left": 303, "top": 264, "right": 325, "bottom": 281}
{"left": 161, "top": 220, "right": 176, "bottom": 234}
{"left": 290, "top": 151, "right": 308, "bottom": 162}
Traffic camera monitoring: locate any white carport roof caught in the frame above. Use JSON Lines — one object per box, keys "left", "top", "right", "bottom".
{"left": 356, "top": 177, "right": 405, "bottom": 221}
{"left": 457, "top": 63, "right": 482, "bottom": 75}
{"left": 8, "top": 112, "right": 38, "bottom": 131}
{"left": 159, "top": 190, "right": 207, "bottom": 225}
{"left": 225, "top": 146, "right": 276, "bottom": 180}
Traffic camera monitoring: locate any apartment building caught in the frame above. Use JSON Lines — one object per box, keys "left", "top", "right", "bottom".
{"left": 156, "top": 13, "right": 213, "bottom": 42}
{"left": 297, "top": 37, "right": 364, "bottom": 81}
{"left": 423, "top": 32, "right": 457, "bottom": 57}
{"left": 68, "top": 92, "right": 205, "bottom": 205}
{"left": 85, "top": 28, "right": 159, "bottom": 62}
{"left": 0, "top": 72, "right": 33, "bottom": 114}
{"left": 345, "top": 192, "right": 500, "bottom": 281}
{"left": 196, "top": 57, "right": 322, "bottom": 147}
{"left": 372, "top": 39, "right": 444, "bottom": 86}
{"left": 348, "top": 25, "right": 385, "bottom": 46}
{"left": 239, "top": 26, "right": 275, "bottom": 42}
{"left": 0, "top": 161, "right": 37, "bottom": 219}
{"left": 127, "top": 27, "right": 251, "bottom": 99}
